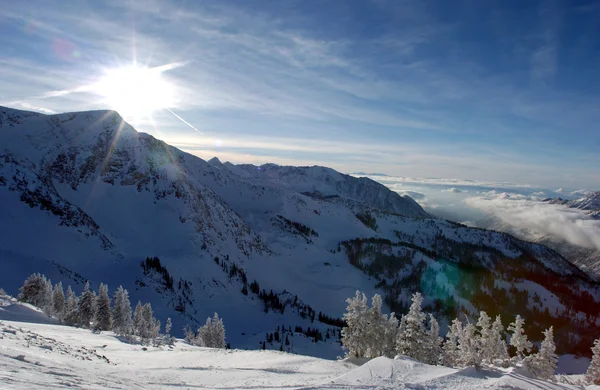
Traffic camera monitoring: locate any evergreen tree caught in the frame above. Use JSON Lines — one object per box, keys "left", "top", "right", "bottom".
{"left": 142, "top": 303, "right": 161, "bottom": 342}
{"left": 164, "top": 317, "right": 175, "bottom": 345}
{"left": 364, "top": 294, "right": 390, "bottom": 358}
{"left": 341, "top": 291, "right": 370, "bottom": 358}
{"left": 184, "top": 324, "right": 206, "bottom": 347}
{"left": 476, "top": 311, "right": 495, "bottom": 364}
{"left": 77, "top": 281, "right": 96, "bottom": 328}
{"left": 491, "top": 315, "right": 509, "bottom": 363}
{"left": 18, "top": 273, "right": 47, "bottom": 308}
{"left": 93, "top": 283, "right": 112, "bottom": 332}
{"left": 133, "top": 301, "right": 146, "bottom": 338}
{"left": 383, "top": 312, "right": 399, "bottom": 358}
{"left": 424, "top": 314, "right": 442, "bottom": 365}
{"left": 442, "top": 318, "right": 463, "bottom": 367}
{"left": 396, "top": 292, "right": 427, "bottom": 361}
{"left": 63, "top": 285, "right": 79, "bottom": 326}
{"left": 459, "top": 322, "right": 481, "bottom": 368}
{"left": 586, "top": 338, "right": 600, "bottom": 385}
{"left": 199, "top": 313, "right": 226, "bottom": 349}
{"left": 41, "top": 278, "right": 54, "bottom": 315}
{"left": 52, "top": 282, "right": 65, "bottom": 322}
{"left": 112, "top": 286, "right": 133, "bottom": 336}
{"left": 525, "top": 327, "right": 558, "bottom": 380}
{"left": 507, "top": 315, "right": 532, "bottom": 361}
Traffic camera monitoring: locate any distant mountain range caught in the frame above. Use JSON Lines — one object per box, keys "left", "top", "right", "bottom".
{"left": 1, "top": 106, "right": 599, "bottom": 357}
{"left": 544, "top": 192, "right": 600, "bottom": 219}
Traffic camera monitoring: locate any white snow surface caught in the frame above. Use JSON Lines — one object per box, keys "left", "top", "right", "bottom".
{"left": 0, "top": 304, "right": 590, "bottom": 390}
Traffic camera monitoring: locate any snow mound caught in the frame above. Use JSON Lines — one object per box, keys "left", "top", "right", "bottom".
{"left": 0, "top": 296, "right": 57, "bottom": 325}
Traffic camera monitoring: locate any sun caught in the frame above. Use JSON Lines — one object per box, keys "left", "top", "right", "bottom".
{"left": 93, "top": 65, "right": 175, "bottom": 119}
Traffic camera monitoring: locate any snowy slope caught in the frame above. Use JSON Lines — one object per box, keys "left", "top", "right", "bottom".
{"left": 1, "top": 105, "right": 599, "bottom": 359}
{"left": 0, "top": 311, "right": 591, "bottom": 389}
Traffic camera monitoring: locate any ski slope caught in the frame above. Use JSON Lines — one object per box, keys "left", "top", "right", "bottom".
{"left": 0, "top": 299, "right": 594, "bottom": 389}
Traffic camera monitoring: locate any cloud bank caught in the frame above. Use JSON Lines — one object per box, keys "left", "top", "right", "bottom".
{"left": 465, "top": 192, "right": 600, "bottom": 251}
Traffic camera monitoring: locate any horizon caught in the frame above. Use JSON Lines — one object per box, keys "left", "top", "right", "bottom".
{"left": 2, "top": 0, "right": 600, "bottom": 189}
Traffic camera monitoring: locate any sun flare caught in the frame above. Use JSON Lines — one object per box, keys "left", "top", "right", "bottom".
{"left": 94, "top": 65, "right": 175, "bottom": 118}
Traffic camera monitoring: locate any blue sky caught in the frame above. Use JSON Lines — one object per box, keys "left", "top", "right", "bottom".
{"left": 1, "top": 0, "right": 599, "bottom": 188}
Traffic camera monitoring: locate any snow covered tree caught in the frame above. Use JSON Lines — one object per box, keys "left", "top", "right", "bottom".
{"left": 143, "top": 303, "right": 161, "bottom": 341}
{"left": 585, "top": 338, "right": 600, "bottom": 385}
{"left": 112, "top": 286, "right": 133, "bottom": 336}
{"left": 491, "top": 315, "right": 509, "bottom": 363}
{"left": 525, "top": 327, "right": 557, "bottom": 380}
{"left": 341, "top": 290, "right": 370, "bottom": 358}
{"left": 442, "top": 318, "right": 463, "bottom": 367}
{"left": 363, "top": 294, "right": 394, "bottom": 358}
{"left": 507, "top": 315, "right": 532, "bottom": 361}
{"left": 383, "top": 312, "right": 399, "bottom": 358}
{"left": 77, "top": 281, "right": 96, "bottom": 328}
{"left": 424, "top": 314, "right": 442, "bottom": 365}
{"left": 41, "top": 278, "right": 53, "bottom": 315}
{"left": 477, "top": 311, "right": 495, "bottom": 364}
{"left": 164, "top": 317, "right": 175, "bottom": 345}
{"left": 396, "top": 292, "right": 427, "bottom": 361}
{"left": 63, "top": 285, "right": 79, "bottom": 326}
{"left": 133, "top": 301, "right": 147, "bottom": 338}
{"left": 52, "top": 282, "right": 65, "bottom": 322}
{"left": 184, "top": 324, "right": 206, "bottom": 347}
{"left": 93, "top": 283, "right": 112, "bottom": 332}
{"left": 18, "top": 273, "right": 47, "bottom": 308}
{"left": 459, "top": 322, "right": 481, "bottom": 368}
{"left": 199, "top": 313, "right": 226, "bottom": 349}
{"left": 134, "top": 302, "right": 160, "bottom": 343}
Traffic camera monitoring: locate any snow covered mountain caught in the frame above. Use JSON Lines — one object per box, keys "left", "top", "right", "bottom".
{"left": 1, "top": 106, "right": 599, "bottom": 358}
{"left": 544, "top": 192, "right": 600, "bottom": 219}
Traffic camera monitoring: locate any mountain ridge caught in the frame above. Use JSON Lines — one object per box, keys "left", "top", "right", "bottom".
{"left": 1, "top": 105, "right": 599, "bottom": 357}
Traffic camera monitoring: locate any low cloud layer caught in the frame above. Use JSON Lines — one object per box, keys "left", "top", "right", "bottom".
{"left": 441, "top": 188, "right": 465, "bottom": 193}
{"left": 465, "top": 192, "right": 600, "bottom": 251}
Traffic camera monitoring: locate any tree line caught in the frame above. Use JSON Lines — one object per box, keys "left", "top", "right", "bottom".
{"left": 341, "top": 290, "right": 600, "bottom": 384}
{"left": 17, "top": 273, "right": 226, "bottom": 349}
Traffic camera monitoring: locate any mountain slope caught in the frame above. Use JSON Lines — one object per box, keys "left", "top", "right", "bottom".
{"left": 1, "top": 106, "right": 599, "bottom": 358}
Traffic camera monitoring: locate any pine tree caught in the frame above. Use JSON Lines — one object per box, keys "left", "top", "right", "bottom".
{"left": 396, "top": 292, "right": 427, "bottom": 361}
{"left": 491, "top": 315, "right": 509, "bottom": 363}
{"left": 424, "top": 314, "right": 442, "bottom": 365}
{"left": 142, "top": 303, "right": 161, "bottom": 342}
{"left": 112, "top": 286, "right": 133, "bottom": 336}
{"left": 164, "top": 317, "right": 174, "bottom": 345}
{"left": 41, "top": 278, "right": 54, "bottom": 315}
{"left": 525, "top": 327, "right": 557, "bottom": 380}
{"left": 133, "top": 301, "right": 146, "bottom": 338}
{"left": 585, "top": 338, "right": 600, "bottom": 385}
{"left": 18, "top": 273, "right": 47, "bottom": 308}
{"left": 459, "top": 322, "right": 481, "bottom": 368}
{"left": 184, "top": 324, "right": 206, "bottom": 347}
{"left": 199, "top": 313, "right": 226, "bottom": 349}
{"left": 77, "top": 281, "right": 96, "bottom": 328}
{"left": 93, "top": 283, "right": 112, "bottom": 332}
{"left": 442, "top": 318, "right": 463, "bottom": 367}
{"left": 364, "top": 294, "right": 389, "bottom": 358}
{"left": 52, "top": 282, "right": 65, "bottom": 322}
{"left": 341, "top": 290, "right": 370, "bottom": 358}
{"left": 63, "top": 285, "right": 79, "bottom": 326}
{"left": 477, "top": 311, "right": 494, "bottom": 364}
{"left": 383, "top": 312, "right": 399, "bottom": 358}
{"left": 507, "top": 315, "right": 532, "bottom": 361}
